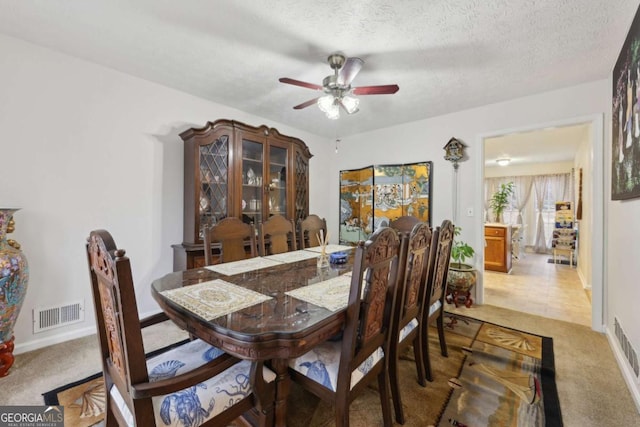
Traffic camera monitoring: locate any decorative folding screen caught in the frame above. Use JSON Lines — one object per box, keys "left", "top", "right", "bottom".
{"left": 339, "top": 161, "right": 433, "bottom": 245}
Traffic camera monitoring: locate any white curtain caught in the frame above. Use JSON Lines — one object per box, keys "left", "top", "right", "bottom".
{"left": 532, "top": 175, "right": 551, "bottom": 253}
{"left": 511, "top": 176, "right": 534, "bottom": 225}
{"left": 548, "top": 172, "right": 572, "bottom": 205}
{"left": 485, "top": 173, "right": 571, "bottom": 253}
{"left": 533, "top": 173, "right": 572, "bottom": 252}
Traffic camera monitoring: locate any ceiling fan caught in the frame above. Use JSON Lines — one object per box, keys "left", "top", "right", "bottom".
{"left": 279, "top": 53, "right": 399, "bottom": 119}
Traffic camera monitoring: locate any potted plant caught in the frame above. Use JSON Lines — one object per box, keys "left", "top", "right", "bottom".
{"left": 489, "top": 181, "right": 514, "bottom": 223}
{"left": 446, "top": 227, "right": 477, "bottom": 308}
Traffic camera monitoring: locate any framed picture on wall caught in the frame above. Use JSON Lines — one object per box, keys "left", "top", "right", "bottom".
{"left": 612, "top": 4, "right": 640, "bottom": 200}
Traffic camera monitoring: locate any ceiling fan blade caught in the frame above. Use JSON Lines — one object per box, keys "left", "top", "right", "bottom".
{"left": 293, "top": 98, "right": 320, "bottom": 109}
{"left": 337, "top": 57, "right": 364, "bottom": 86}
{"left": 352, "top": 84, "right": 400, "bottom": 95}
{"left": 279, "top": 77, "right": 323, "bottom": 91}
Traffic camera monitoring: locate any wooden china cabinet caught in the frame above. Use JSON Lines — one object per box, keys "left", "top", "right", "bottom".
{"left": 172, "top": 119, "right": 313, "bottom": 271}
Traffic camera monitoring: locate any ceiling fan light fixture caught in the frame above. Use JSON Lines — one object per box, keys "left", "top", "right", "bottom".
{"left": 325, "top": 104, "right": 340, "bottom": 120}
{"left": 317, "top": 95, "right": 336, "bottom": 113}
{"left": 497, "top": 157, "right": 511, "bottom": 166}
{"left": 281, "top": 53, "right": 398, "bottom": 117}
{"left": 318, "top": 95, "right": 340, "bottom": 119}
{"left": 341, "top": 95, "right": 359, "bottom": 114}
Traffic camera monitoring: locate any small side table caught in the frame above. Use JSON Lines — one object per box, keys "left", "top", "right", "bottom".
{"left": 553, "top": 247, "right": 574, "bottom": 267}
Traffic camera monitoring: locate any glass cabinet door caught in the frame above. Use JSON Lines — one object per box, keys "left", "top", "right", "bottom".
{"left": 241, "top": 138, "right": 265, "bottom": 225}
{"left": 267, "top": 145, "right": 288, "bottom": 217}
{"left": 198, "top": 135, "right": 229, "bottom": 241}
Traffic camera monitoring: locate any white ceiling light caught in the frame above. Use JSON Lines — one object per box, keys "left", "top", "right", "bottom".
{"left": 317, "top": 95, "right": 340, "bottom": 119}
{"left": 340, "top": 95, "right": 360, "bottom": 114}
{"left": 317, "top": 93, "right": 359, "bottom": 120}
{"left": 496, "top": 157, "right": 511, "bottom": 166}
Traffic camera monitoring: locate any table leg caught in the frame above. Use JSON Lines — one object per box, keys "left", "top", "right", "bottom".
{"left": 271, "top": 358, "right": 290, "bottom": 427}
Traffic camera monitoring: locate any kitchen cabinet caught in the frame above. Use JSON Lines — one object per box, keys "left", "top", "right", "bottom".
{"left": 484, "top": 223, "right": 512, "bottom": 273}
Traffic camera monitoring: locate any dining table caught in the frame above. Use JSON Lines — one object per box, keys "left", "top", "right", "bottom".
{"left": 151, "top": 246, "right": 355, "bottom": 427}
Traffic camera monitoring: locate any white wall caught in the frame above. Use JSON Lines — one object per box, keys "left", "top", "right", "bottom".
{"left": 0, "top": 34, "right": 332, "bottom": 352}
{"left": 606, "top": 79, "right": 640, "bottom": 408}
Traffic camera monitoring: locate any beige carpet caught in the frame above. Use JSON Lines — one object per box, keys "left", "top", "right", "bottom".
{"left": 2, "top": 305, "right": 639, "bottom": 425}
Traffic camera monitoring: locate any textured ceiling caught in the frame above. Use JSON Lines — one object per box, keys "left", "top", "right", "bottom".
{"left": 0, "top": 0, "right": 637, "bottom": 138}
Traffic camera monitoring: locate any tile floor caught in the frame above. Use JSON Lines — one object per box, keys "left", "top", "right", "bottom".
{"left": 478, "top": 252, "right": 592, "bottom": 327}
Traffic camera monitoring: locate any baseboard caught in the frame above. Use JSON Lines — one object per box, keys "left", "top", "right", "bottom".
{"left": 576, "top": 267, "right": 591, "bottom": 290}
{"left": 13, "top": 308, "right": 165, "bottom": 355}
{"left": 14, "top": 325, "right": 97, "bottom": 355}
{"left": 606, "top": 326, "right": 640, "bottom": 413}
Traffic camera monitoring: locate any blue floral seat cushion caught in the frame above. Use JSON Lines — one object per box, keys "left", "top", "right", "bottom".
{"left": 109, "top": 339, "right": 276, "bottom": 427}
{"left": 429, "top": 300, "right": 441, "bottom": 317}
{"left": 289, "top": 340, "right": 384, "bottom": 392}
{"left": 399, "top": 318, "right": 418, "bottom": 342}
{"left": 398, "top": 301, "right": 441, "bottom": 344}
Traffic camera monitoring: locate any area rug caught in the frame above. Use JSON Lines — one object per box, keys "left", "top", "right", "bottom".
{"left": 43, "top": 314, "right": 562, "bottom": 427}
{"left": 435, "top": 314, "right": 562, "bottom": 427}
{"left": 42, "top": 339, "right": 190, "bottom": 427}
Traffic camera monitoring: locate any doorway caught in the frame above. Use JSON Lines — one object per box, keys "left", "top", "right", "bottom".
{"left": 474, "top": 114, "right": 604, "bottom": 332}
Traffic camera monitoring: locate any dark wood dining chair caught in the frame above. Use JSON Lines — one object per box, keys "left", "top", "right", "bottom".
{"left": 422, "top": 219, "right": 455, "bottom": 382}
{"left": 258, "top": 214, "right": 297, "bottom": 256}
{"left": 203, "top": 217, "right": 257, "bottom": 265}
{"left": 388, "top": 215, "right": 421, "bottom": 233}
{"left": 86, "top": 229, "right": 275, "bottom": 427}
{"left": 297, "top": 214, "right": 327, "bottom": 249}
{"left": 288, "top": 226, "right": 401, "bottom": 427}
{"left": 388, "top": 221, "right": 434, "bottom": 424}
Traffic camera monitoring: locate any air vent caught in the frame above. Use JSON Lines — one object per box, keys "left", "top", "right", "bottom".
{"left": 614, "top": 317, "right": 639, "bottom": 378}
{"left": 33, "top": 300, "right": 84, "bottom": 333}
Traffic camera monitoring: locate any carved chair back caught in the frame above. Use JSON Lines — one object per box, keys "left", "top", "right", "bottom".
{"left": 297, "top": 214, "right": 327, "bottom": 249}
{"left": 337, "top": 226, "right": 400, "bottom": 425}
{"left": 388, "top": 222, "right": 433, "bottom": 423}
{"left": 204, "top": 217, "right": 257, "bottom": 264}
{"left": 87, "top": 230, "right": 148, "bottom": 410}
{"left": 420, "top": 219, "right": 455, "bottom": 382}
{"left": 258, "top": 214, "right": 297, "bottom": 256}
{"left": 389, "top": 215, "right": 421, "bottom": 234}
{"left": 427, "top": 220, "right": 454, "bottom": 310}
{"left": 287, "top": 226, "right": 400, "bottom": 427}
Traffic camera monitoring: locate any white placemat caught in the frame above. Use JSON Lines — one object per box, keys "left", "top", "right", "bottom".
{"left": 304, "top": 244, "right": 355, "bottom": 254}
{"left": 263, "top": 250, "right": 320, "bottom": 263}
{"left": 286, "top": 275, "right": 353, "bottom": 312}
{"left": 161, "top": 279, "right": 272, "bottom": 320}
{"left": 205, "top": 257, "right": 282, "bottom": 275}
